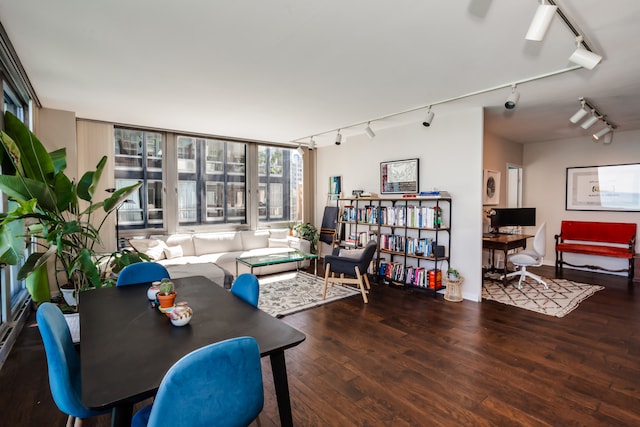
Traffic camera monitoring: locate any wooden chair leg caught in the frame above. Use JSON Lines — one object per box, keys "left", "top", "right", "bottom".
{"left": 74, "top": 417, "right": 83, "bottom": 427}
{"left": 66, "top": 415, "right": 75, "bottom": 427}
{"left": 363, "top": 272, "right": 371, "bottom": 290}
{"left": 322, "top": 263, "right": 331, "bottom": 299}
{"left": 354, "top": 267, "right": 369, "bottom": 303}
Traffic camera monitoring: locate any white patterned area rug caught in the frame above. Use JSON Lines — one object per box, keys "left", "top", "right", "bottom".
{"left": 482, "top": 276, "right": 604, "bottom": 318}
{"left": 258, "top": 271, "right": 361, "bottom": 318}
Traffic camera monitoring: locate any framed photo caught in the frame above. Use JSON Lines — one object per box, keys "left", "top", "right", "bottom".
{"left": 483, "top": 169, "right": 500, "bottom": 205}
{"left": 566, "top": 163, "right": 640, "bottom": 211}
{"left": 328, "top": 176, "right": 341, "bottom": 200}
{"left": 380, "top": 158, "right": 419, "bottom": 194}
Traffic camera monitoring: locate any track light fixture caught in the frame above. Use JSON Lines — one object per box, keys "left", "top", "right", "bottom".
{"left": 568, "top": 36, "right": 602, "bottom": 70}
{"left": 580, "top": 110, "right": 600, "bottom": 130}
{"left": 603, "top": 132, "right": 613, "bottom": 144}
{"left": 569, "top": 98, "right": 588, "bottom": 123}
{"left": 593, "top": 124, "right": 612, "bottom": 140}
{"left": 504, "top": 85, "right": 520, "bottom": 109}
{"left": 525, "top": 0, "right": 558, "bottom": 41}
{"left": 365, "top": 122, "right": 376, "bottom": 139}
{"left": 422, "top": 107, "right": 434, "bottom": 127}
{"left": 335, "top": 130, "right": 342, "bottom": 145}
{"left": 296, "top": 144, "right": 304, "bottom": 156}
{"left": 309, "top": 137, "right": 315, "bottom": 150}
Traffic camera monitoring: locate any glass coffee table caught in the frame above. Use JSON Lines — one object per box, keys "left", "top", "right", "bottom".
{"left": 236, "top": 250, "right": 318, "bottom": 277}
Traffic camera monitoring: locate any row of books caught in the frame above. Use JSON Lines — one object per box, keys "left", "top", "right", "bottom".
{"left": 341, "top": 205, "right": 379, "bottom": 224}
{"left": 379, "top": 234, "right": 436, "bottom": 256}
{"left": 380, "top": 205, "right": 443, "bottom": 228}
{"left": 341, "top": 205, "right": 445, "bottom": 228}
{"left": 341, "top": 231, "right": 376, "bottom": 247}
{"left": 378, "top": 262, "right": 442, "bottom": 289}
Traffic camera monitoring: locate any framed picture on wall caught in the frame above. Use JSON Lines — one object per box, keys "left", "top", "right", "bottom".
{"left": 380, "top": 158, "right": 419, "bottom": 194}
{"left": 566, "top": 163, "right": 640, "bottom": 211}
{"left": 483, "top": 169, "right": 500, "bottom": 205}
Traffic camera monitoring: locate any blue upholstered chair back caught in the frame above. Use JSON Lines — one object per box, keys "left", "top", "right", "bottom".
{"left": 131, "top": 336, "right": 264, "bottom": 427}
{"left": 36, "top": 302, "right": 109, "bottom": 419}
{"left": 116, "top": 262, "right": 170, "bottom": 286}
{"left": 230, "top": 273, "right": 260, "bottom": 307}
{"left": 327, "top": 239, "right": 378, "bottom": 276}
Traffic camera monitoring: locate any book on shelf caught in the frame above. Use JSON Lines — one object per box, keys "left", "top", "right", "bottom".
{"left": 401, "top": 190, "right": 451, "bottom": 199}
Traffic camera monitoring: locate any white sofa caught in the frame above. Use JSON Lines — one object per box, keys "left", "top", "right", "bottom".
{"left": 129, "top": 229, "right": 311, "bottom": 287}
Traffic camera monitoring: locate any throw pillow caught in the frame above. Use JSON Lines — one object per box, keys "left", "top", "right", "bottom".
{"left": 128, "top": 239, "right": 168, "bottom": 261}
{"left": 163, "top": 245, "right": 184, "bottom": 260}
{"left": 338, "top": 248, "right": 365, "bottom": 259}
{"left": 268, "top": 238, "right": 290, "bottom": 248}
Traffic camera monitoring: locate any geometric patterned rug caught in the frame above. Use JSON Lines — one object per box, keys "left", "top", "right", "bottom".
{"left": 258, "top": 271, "right": 361, "bottom": 318}
{"left": 482, "top": 276, "right": 604, "bottom": 318}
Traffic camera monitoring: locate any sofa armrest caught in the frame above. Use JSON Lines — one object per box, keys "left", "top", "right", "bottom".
{"left": 287, "top": 236, "right": 311, "bottom": 253}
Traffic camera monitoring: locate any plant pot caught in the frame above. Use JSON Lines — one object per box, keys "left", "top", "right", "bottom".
{"left": 60, "top": 287, "right": 77, "bottom": 306}
{"left": 157, "top": 292, "right": 177, "bottom": 309}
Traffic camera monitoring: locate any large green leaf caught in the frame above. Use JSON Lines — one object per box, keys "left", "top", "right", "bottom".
{"left": 17, "top": 247, "right": 57, "bottom": 281}
{"left": 49, "top": 148, "right": 67, "bottom": 175}
{"left": 3, "top": 111, "right": 55, "bottom": 185}
{"left": 103, "top": 181, "right": 142, "bottom": 213}
{"left": 25, "top": 264, "right": 51, "bottom": 305}
{"left": 0, "top": 130, "right": 22, "bottom": 176}
{"left": 77, "top": 156, "right": 107, "bottom": 202}
{"left": 0, "top": 217, "right": 25, "bottom": 265}
{"left": 0, "top": 175, "right": 58, "bottom": 212}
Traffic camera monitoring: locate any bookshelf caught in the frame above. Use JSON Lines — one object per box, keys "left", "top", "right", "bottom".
{"left": 336, "top": 195, "right": 452, "bottom": 298}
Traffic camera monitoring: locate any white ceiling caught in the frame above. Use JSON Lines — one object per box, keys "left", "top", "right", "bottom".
{"left": 2, "top": 1, "right": 640, "bottom": 147}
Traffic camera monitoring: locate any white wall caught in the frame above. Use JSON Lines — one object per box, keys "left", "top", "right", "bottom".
{"left": 316, "top": 108, "right": 485, "bottom": 301}
{"left": 524, "top": 129, "right": 640, "bottom": 275}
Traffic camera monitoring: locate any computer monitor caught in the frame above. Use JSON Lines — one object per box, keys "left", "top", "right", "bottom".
{"left": 490, "top": 208, "right": 536, "bottom": 230}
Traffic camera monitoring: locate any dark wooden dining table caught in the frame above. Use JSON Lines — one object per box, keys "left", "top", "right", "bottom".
{"left": 79, "top": 275, "right": 306, "bottom": 427}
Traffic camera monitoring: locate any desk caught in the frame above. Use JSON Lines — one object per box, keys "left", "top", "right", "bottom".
{"left": 482, "top": 233, "right": 532, "bottom": 284}
{"left": 80, "top": 276, "right": 306, "bottom": 427}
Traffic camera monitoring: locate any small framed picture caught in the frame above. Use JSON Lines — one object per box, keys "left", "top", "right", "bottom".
{"left": 483, "top": 169, "right": 500, "bottom": 205}
{"left": 380, "top": 158, "right": 419, "bottom": 194}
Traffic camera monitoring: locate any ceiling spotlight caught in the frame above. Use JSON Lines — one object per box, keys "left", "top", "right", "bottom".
{"left": 525, "top": 0, "right": 558, "bottom": 41}
{"left": 580, "top": 110, "right": 599, "bottom": 130}
{"left": 569, "top": 36, "right": 602, "bottom": 70}
{"left": 593, "top": 125, "right": 612, "bottom": 140}
{"left": 504, "top": 85, "right": 520, "bottom": 109}
{"left": 309, "top": 137, "right": 315, "bottom": 151}
{"left": 603, "top": 132, "right": 613, "bottom": 144}
{"left": 296, "top": 144, "right": 304, "bottom": 156}
{"left": 335, "top": 130, "right": 342, "bottom": 145}
{"left": 365, "top": 122, "right": 376, "bottom": 139}
{"left": 569, "top": 98, "right": 589, "bottom": 123}
{"left": 422, "top": 107, "right": 434, "bottom": 127}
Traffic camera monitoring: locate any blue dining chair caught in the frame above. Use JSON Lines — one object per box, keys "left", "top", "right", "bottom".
{"left": 116, "top": 262, "right": 170, "bottom": 286}
{"left": 230, "top": 273, "right": 260, "bottom": 307}
{"left": 131, "top": 336, "right": 264, "bottom": 427}
{"left": 36, "top": 302, "right": 111, "bottom": 426}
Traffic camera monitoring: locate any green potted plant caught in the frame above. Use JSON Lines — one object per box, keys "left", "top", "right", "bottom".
{"left": 100, "top": 249, "right": 152, "bottom": 287}
{"left": 447, "top": 267, "right": 461, "bottom": 282}
{"left": 294, "top": 222, "right": 319, "bottom": 253}
{"left": 157, "top": 278, "right": 176, "bottom": 308}
{"left": 0, "top": 111, "right": 142, "bottom": 308}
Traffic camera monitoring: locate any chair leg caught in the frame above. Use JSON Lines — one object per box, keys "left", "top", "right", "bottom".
{"left": 74, "top": 417, "right": 83, "bottom": 427}
{"left": 354, "top": 267, "right": 369, "bottom": 303}
{"left": 524, "top": 271, "right": 549, "bottom": 290}
{"left": 66, "top": 415, "right": 75, "bottom": 427}
{"left": 322, "top": 263, "right": 331, "bottom": 300}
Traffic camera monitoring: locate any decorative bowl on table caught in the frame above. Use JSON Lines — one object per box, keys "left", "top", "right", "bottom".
{"left": 169, "top": 301, "right": 193, "bottom": 326}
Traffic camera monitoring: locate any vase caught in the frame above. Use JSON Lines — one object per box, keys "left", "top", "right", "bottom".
{"left": 169, "top": 301, "right": 193, "bottom": 326}
{"left": 147, "top": 281, "right": 162, "bottom": 300}
{"left": 157, "top": 292, "right": 177, "bottom": 309}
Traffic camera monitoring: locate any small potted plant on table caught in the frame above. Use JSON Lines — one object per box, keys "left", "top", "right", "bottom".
{"left": 156, "top": 278, "right": 176, "bottom": 309}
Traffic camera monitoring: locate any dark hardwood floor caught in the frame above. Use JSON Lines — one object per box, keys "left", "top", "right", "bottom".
{"left": 1, "top": 265, "right": 639, "bottom": 426}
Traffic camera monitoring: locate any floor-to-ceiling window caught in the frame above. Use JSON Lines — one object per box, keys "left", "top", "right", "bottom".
{"left": 257, "top": 145, "right": 303, "bottom": 225}
{"left": 114, "top": 128, "right": 164, "bottom": 247}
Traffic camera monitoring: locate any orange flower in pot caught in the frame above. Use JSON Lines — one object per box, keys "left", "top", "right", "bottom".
{"left": 156, "top": 278, "right": 177, "bottom": 309}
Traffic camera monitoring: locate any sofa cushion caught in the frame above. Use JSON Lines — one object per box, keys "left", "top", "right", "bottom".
{"left": 240, "top": 230, "right": 270, "bottom": 250}
{"left": 270, "top": 229, "right": 289, "bottom": 239}
{"left": 193, "top": 232, "right": 243, "bottom": 256}
{"left": 163, "top": 245, "right": 184, "bottom": 259}
{"left": 268, "top": 238, "right": 290, "bottom": 248}
{"left": 165, "top": 234, "right": 196, "bottom": 257}
{"left": 128, "top": 238, "right": 167, "bottom": 261}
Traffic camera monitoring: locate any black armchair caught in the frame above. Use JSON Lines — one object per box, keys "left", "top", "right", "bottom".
{"left": 322, "top": 240, "right": 377, "bottom": 303}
